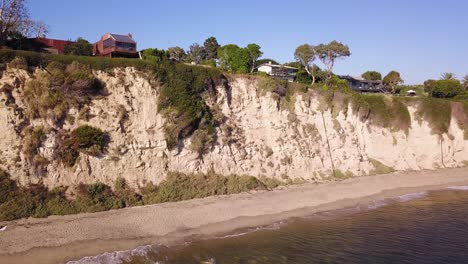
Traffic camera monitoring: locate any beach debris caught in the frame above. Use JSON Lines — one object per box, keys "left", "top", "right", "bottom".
{"left": 0, "top": 226, "right": 7, "bottom": 232}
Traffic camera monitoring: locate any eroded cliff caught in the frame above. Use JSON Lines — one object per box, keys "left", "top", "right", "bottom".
{"left": 0, "top": 62, "right": 467, "bottom": 190}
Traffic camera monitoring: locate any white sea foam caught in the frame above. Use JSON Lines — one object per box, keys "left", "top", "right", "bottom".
{"left": 396, "top": 191, "right": 428, "bottom": 202}
{"left": 217, "top": 221, "right": 285, "bottom": 239}
{"left": 67, "top": 245, "right": 158, "bottom": 264}
{"left": 447, "top": 186, "right": 468, "bottom": 191}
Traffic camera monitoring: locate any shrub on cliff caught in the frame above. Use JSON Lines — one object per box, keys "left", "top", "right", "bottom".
{"left": 157, "top": 63, "right": 225, "bottom": 151}
{"left": 23, "top": 60, "right": 103, "bottom": 122}
{"left": 56, "top": 125, "right": 108, "bottom": 167}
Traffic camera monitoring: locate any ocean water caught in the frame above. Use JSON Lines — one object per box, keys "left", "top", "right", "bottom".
{"left": 72, "top": 187, "right": 468, "bottom": 264}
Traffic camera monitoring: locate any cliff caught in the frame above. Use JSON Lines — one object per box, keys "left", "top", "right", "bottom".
{"left": 0, "top": 59, "right": 467, "bottom": 190}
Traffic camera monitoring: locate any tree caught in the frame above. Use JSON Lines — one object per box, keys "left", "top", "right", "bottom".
{"left": 188, "top": 43, "right": 206, "bottom": 64}
{"left": 246, "top": 43, "right": 262, "bottom": 73}
{"left": 203, "top": 36, "right": 220, "bottom": 60}
{"left": 64, "top": 38, "right": 92, "bottom": 56}
{"left": 294, "top": 44, "right": 318, "bottom": 84}
{"left": 383, "top": 71, "right": 404, "bottom": 94}
{"left": 0, "top": 0, "right": 49, "bottom": 43}
{"left": 217, "top": 44, "right": 250, "bottom": 73}
{"left": 430, "top": 79, "right": 463, "bottom": 98}
{"left": 315, "top": 41, "right": 351, "bottom": 79}
{"left": 463, "top": 74, "right": 468, "bottom": 91}
{"left": 440, "top": 72, "right": 455, "bottom": 80}
{"left": 424, "top": 79, "right": 437, "bottom": 94}
{"left": 362, "top": 71, "right": 382, "bottom": 81}
{"left": 141, "top": 48, "right": 168, "bottom": 63}
{"left": 167, "top": 46, "right": 186, "bottom": 62}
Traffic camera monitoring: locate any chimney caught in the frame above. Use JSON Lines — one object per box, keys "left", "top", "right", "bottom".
{"left": 128, "top": 33, "right": 133, "bottom": 39}
{"left": 268, "top": 61, "right": 272, "bottom": 65}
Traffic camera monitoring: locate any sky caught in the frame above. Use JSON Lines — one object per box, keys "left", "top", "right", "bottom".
{"left": 29, "top": 0, "right": 468, "bottom": 84}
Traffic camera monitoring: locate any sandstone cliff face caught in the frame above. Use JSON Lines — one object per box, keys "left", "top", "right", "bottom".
{"left": 0, "top": 67, "right": 466, "bottom": 188}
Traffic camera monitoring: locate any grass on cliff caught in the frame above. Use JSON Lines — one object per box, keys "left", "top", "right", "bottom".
{"left": 0, "top": 169, "right": 274, "bottom": 222}
{"left": 22, "top": 60, "right": 104, "bottom": 123}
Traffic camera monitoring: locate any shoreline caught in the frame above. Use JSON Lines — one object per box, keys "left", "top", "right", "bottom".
{"left": 1, "top": 167, "right": 468, "bottom": 264}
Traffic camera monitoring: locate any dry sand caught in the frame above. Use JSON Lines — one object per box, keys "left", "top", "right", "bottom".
{"left": 1, "top": 167, "right": 468, "bottom": 264}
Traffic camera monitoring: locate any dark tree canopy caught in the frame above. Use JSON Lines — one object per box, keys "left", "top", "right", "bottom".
{"left": 167, "top": 46, "right": 186, "bottom": 62}
{"left": 141, "top": 48, "right": 168, "bottom": 63}
{"left": 362, "top": 71, "right": 382, "bottom": 81}
{"left": 188, "top": 43, "right": 207, "bottom": 64}
{"left": 203, "top": 36, "right": 220, "bottom": 60}
{"left": 64, "top": 38, "right": 93, "bottom": 56}
{"left": 383, "top": 71, "right": 403, "bottom": 94}
{"left": 429, "top": 79, "right": 463, "bottom": 98}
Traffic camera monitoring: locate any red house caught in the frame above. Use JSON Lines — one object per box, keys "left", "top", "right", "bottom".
{"left": 93, "top": 33, "right": 138, "bottom": 58}
{"left": 33, "top": 37, "right": 74, "bottom": 54}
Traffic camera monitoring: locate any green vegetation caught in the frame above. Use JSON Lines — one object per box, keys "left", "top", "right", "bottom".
{"left": 426, "top": 79, "right": 464, "bottom": 98}
{"left": 362, "top": 71, "right": 382, "bottom": 81}
{"left": 0, "top": 49, "right": 154, "bottom": 71}
{"left": 315, "top": 41, "right": 351, "bottom": 79}
{"left": 64, "top": 38, "right": 93, "bottom": 56}
{"left": 383, "top": 71, "right": 404, "bottom": 94}
{"left": 157, "top": 63, "right": 225, "bottom": 151}
{"left": 369, "top": 158, "right": 395, "bottom": 175}
{"left": 21, "top": 59, "right": 103, "bottom": 123}
{"left": 333, "top": 170, "right": 354, "bottom": 180}
{"left": 142, "top": 172, "right": 267, "bottom": 204}
{"left": 294, "top": 41, "right": 350, "bottom": 83}
{"left": 361, "top": 95, "right": 411, "bottom": 133}
{"left": 56, "top": 125, "right": 108, "bottom": 167}
{"left": 414, "top": 98, "right": 452, "bottom": 135}
{"left": 0, "top": 169, "right": 280, "bottom": 222}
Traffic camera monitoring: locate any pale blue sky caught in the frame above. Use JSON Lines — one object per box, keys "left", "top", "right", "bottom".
{"left": 29, "top": 0, "right": 467, "bottom": 84}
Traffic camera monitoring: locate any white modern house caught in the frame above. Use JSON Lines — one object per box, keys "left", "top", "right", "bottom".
{"left": 257, "top": 61, "right": 298, "bottom": 82}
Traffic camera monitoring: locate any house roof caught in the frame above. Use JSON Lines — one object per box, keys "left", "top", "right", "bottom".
{"left": 109, "top": 33, "right": 136, "bottom": 43}
{"left": 338, "top": 75, "right": 382, "bottom": 84}
{"left": 258, "top": 62, "right": 298, "bottom": 70}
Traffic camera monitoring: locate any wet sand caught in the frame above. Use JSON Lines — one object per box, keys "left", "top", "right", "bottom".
{"left": 0, "top": 167, "right": 467, "bottom": 264}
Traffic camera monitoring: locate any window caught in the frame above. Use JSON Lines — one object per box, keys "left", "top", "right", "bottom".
{"left": 115, "top": 41, "right": 136, "bottom": 50}
{"left": 103, "top": 38, "right": 114, "bottom": 48}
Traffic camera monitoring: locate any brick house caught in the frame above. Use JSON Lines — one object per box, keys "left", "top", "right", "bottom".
{"left": 93, "top": 33, "right": 137, "bottom": 58}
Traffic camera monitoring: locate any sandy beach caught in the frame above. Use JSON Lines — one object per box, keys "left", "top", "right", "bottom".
{"left": 1, "top": 167, "right": 467, "bottom": 264}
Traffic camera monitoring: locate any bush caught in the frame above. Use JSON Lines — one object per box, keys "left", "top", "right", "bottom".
{"left": 57, "top": 125, "right": 108, "bottom": 167}
{"left": 142, "top": 172, "right": 267, "bottom": 204}
{"left": 430, "top": 79, "right": 463, "bottom": 98}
